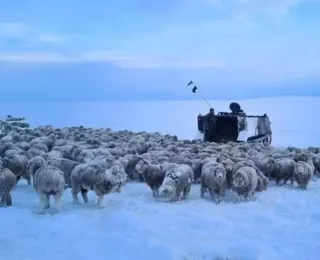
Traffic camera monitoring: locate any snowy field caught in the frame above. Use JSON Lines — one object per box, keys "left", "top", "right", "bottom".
{"left": 1, "top": 96, "right": 320, "bottom": 260}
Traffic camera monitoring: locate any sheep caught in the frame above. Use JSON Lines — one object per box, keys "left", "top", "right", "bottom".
{"left": 231, "top": 166, "right": 258, "bottom": 199}
{"left": 46, "top": 158, "right": 79, "bottom": 188}
{"left": 293, "top": 161, "right": 314, "bottom": 189}
{"left": 27, "top": 156, "right": 46, "bottom": 177}
{"left": 216, "top": 153, "right": 230, "bottom": 163}
{"left": 191, "top": 159, "right": 203, "bottom": 184}
{"left": 200, "top": 162, "right": 227, "bottom": 203}
{"left": 70, "top": 163, "right": 125, "bottom": 208}
{"left": 312, "top": 154, "right": 320, "bottom": 175}
{"left": 124, "top": 155, "right": 144, "bottom": 180}
{"left": 1, "top": 153, "right": 30, "bottom": 185}
{"left": 220, "top": 158, "right": 235, "bottom": 189}
{"left": 31, "top": 164, "right": 65, "bottom": 214}
{"left": 294, "top": 152, "right": 309, "bottom": 162}
{"left": 255, "top": 169, "right": 269, "bottom": 192}
{"left": 134, "top": 159, "right": 174, "bottom": 197}
{"left": 158, "top": 164, "right": 194, "bottom": 202}
{"left": 267, "top": 158, "right": 296, "bottom": 186}
{"left": 0, "top": 166, "right": 16, "bottom": 207}
{"left": 252, "top": 157, "right": 277, "bottom": 176}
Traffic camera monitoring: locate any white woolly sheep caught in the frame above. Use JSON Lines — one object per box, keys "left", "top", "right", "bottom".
{"left": 293, "top": 161, "right": 314, "bottom": 189}
{"left": 158, "top": 164, "right": 194, "bottom": 202}
{"left": 232, "top": 166, "right": 258, "bottom": 199}
{"left": 71, "top": 163, "right": 125, "bottom": 208}
{"left": 32, "top": 164, "right": 65, "bottom": 213}
{"left": 200, "top": 162, "right": 227, "bottom": 203}
{"left": 267, "top": 158, "right": 296, "bottom": 186}
{"left": 134, "top": 159, "right": 176, "bottom": 197}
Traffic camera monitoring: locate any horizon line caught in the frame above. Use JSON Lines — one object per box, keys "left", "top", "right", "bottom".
{"left": 0, "top": 94, "right": 319, "bottom": 103}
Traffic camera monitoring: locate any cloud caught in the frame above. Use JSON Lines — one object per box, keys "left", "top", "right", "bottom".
{"left": 0, "top": 52, "right": 68, "bottom": 63}
{"left": 0, "top": 51, "right": 226, "bottom": 69}
{"left": 200, "top": 17, "right": 256, "bottom": 33}
{"left": 0, "top": 22, "right": 62, "bottom": 45}
{"left": 37, "top": 34, "right": 63, "bottom": 43}
{"left": 205, "top": 0, "right": 301, "bottom": 16}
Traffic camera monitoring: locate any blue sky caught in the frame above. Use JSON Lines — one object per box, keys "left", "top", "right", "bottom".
{"left": 0, "top": 0, "right": 319, "bottom": 101}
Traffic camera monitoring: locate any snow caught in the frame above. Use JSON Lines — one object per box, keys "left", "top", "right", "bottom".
{"left": 1, "top": 96, "right": 320, "bottom": 260}
{"left": 2, "top": 179, "right": 320, "bottom": 260}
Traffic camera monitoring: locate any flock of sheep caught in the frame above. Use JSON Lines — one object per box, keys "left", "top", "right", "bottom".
{"left": 0, "top": 116, "right": 320, "bottom": 214}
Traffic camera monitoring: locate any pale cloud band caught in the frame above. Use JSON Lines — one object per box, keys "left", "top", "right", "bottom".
{"left": 0, "top": 51, "right": 226, "bottom": 69}
{"left": 0, "top": 22, "right": 62, "bottom": 44}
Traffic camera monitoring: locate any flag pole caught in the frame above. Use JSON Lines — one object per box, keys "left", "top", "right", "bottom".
{"left": 187, "top": 80, "right": 212, "bottom": 109}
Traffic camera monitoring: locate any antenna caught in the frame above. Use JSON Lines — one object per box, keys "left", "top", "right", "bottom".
{"left": 187, "top": 80, "right": 212, "bottom": 108}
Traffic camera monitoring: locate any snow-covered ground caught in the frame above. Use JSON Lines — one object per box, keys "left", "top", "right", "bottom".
{"left": 2, "top": 179, "right": 320, "bottom": 260}
{"left": 1, "top": 96, "right": 320, "bottom": 260}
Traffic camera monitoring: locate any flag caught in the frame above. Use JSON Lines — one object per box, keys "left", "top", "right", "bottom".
{"left": 192, "top": 86, "right": 197, "bottom": 93}
{"left": 187, "top": 80, "right": 193, "bottom": 86}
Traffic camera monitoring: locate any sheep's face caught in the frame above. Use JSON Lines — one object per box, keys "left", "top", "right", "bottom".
{"left": 217, "top": 154, "right": 228, "bottom": 163}
{"left": 109, "top": 165, "right": 123, "bottom": 175}
{"left": 192, "top": 161, "right": 202, "bottom": 171}
{"left": 266, "top": 159, "right": 276, "bottom": 172}
{"left": 114, "top": 166, "right": 127, "bottom": 182}
{"left": 214, "top": 167, "right": 225, "bottom": 181}
{"left": 222, "top": 159, "right": 234, "bottom": 172}
{"left": 296, "top": 162, "right": 308, "bottom": 177}
{"left": 159, "top": 184, "right": 175, "bottom": 198}
{"left": 134, "top": 159, "right": 149, "bottom": 174}
{"left": 233, "top": 172, "right": 246, "bottom": 188}
{"left": 72, "top": 148, "right": 82, "bottom": 160}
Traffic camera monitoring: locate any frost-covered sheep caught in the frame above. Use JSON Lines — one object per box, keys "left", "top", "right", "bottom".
{"left": 125, "top": 155, "right": 144, "bottom": 180}
{"left": 47, "top": 158, "right": 79, "bottom": 188}
{"left": 255, "top": 170, "right": 269, "bottom": 192}
{"left": 0, "top": 166, "right": 16, "bottom": 207}
{"left": 1, "top": 153, "right": 30, "bottom": 185}
{"left": 221, "top": 158, "right": 235, "bottom": 189}
{"left": 134, "top": 159, "right": 174, "bottom": 197}
{"left": 312, "top": 154, "right": 320, "bottom": 175}
{"left": 294, "top": 152, "right": 309, "bottom": 162}
{"left": 101, "top": 164, "right": 127, "bottom": 193}
{"left": 267, "top": 158, "right": 296, "bottom": 186}
{"left": 32, "top": 164, "right": 65, "bottom": 213}
{"left": 232, "top": 166, "right": 258, "bottom": 199}
{"left": 200, "top": 162, "right": 227, "bottom": 203}
{"left": 27, "top": 156, "right": 46, "bottom": 176}
{"left": 235, "top": 159, "right": 268, "bottom": 192}
{"left": 167, "top": 155, "right": 192, "bottom": 166}
{"left": 191, "top": 159, "right": 203, "bottom": 184}
{"left": 158, "top": 164, "right": 194, "bottom": 202}
{"left": 29, "top": 136, "right": 54, "bottom": 151}
{"left": 71, "top": 163, "right": 125, "bottom": 208}
{"left": 216, "top": 153, "right": 230, "bottom": 163}
{"left": 253, "top": 157, "right": 277, "bottom": 176}
{"left": 293, "top": 161, "right": 314, "bottom": 189}
{"left": 72, "top": 148, "right": 95, "bottom": 163}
